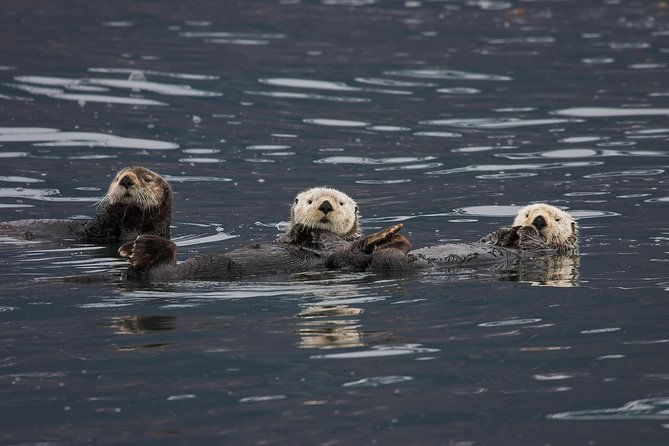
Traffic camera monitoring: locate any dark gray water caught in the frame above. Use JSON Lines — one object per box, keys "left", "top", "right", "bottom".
{"left": 1, "top": 1, "right": 668, "bottom": 444}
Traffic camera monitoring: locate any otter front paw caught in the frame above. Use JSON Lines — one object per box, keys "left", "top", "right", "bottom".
{"left": 118, "top": 235, "right": 177, "bottom": 271}
{"left": 354, "top": 224, "right": 408, "bottom": 254}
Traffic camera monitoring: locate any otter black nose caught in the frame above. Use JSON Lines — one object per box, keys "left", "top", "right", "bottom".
{"left": 119, "top": 175, "right": 134, "bottom": 189}
{"left": 532, "top": 215, "right": 547, "bottom": 230}
{"left": 318, "top": 200, "right": 334, "bottom": 215}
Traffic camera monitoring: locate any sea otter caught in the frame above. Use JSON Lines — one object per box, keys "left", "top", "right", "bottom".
{"left": 119, "top": 187, "right": 403, "bottom": 281}
{"left": 326, "top": 203, "right": 578, "bottom": 271}
{"left": 0, "top": 166, "right": 171, "bottom": 244}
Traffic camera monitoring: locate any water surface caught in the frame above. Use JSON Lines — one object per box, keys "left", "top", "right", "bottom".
{"left": 1, "top": 1, "right": 668, "bottom": 445}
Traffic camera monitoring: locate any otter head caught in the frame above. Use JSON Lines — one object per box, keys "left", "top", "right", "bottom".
{"left": 104, "top": 166, "right": 171, "bottom": 212}
{"left": 513, "top": 203, "right": 579, "bottom": 253}
{"left": 290, "top": 187, "right": 361, "bottom": 240}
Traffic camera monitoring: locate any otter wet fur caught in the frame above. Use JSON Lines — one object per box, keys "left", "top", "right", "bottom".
{"left": 0, "top": 166, "right": 172, "bottom": 244}
{"left": 118, "top": 187, "right": 406, "bottom": 281}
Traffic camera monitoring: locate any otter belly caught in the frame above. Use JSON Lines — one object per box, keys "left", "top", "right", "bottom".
{"left": 409, "top": 243, "right": 520, "bottom": 267}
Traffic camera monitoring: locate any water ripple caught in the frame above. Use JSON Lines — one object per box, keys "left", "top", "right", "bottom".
{"left": 0, "top": 176, "right": 44, "bottom": 183}
{"left": 421, "top": 117, "right": 578, "bottom": 129}
{"left": 260, "top": 77, "right": 410, "bottom": 95}
{"left": 479, "top": 318, "right": 542, "bottom": 327}
{"left": 548, "top": 397, "right": 669, "bottom": 420}
{"left": 355, "top": 77, "right": 438, "bottom": 87}
{"left": 554, "top": 107, "right": 669, "bottom": 117}
{"left": 315, "top": 156, "right": 436, "bottom": 165}
{"left": 7, "top": 84, "right": 167, "bottom": 106}
{"left": 342, "top": 375, "right": 413, "bottom": 387}
{"left": 88, "top": 67, "right": 219, "bottom": 80}
{"left": 497, "top": 148, "right": 668, "bottom": 160}
{"left": 304, "top": 118, "right": 370, "bottom": 127}
{"left": 0, "top": 127, "right": 178, "bottom": 150}
{"left": 311, "top": 344, "right": 440, "bottom": 359}
{"left": 385, "top": 68, "right": 512, "bottom": 81}
{"left": 436, "top": 87, "right": 481, "bottom": 94}
{"left": 246, "top": 90, "right": 370, "bottom": 102}
{"left": 415, "top": 131, "right": 463, "bottom": 138}
{"left": 260, "top": 78, "right": 360, "bottom": 92}
{"left": 15, "top": 75, "right": 222, "bottom": 97}
{"left": 426, "top": 161, "right": 602, "bottom": 175}
{"left": 584, "top": 169, "right": 664, "bottom": 178}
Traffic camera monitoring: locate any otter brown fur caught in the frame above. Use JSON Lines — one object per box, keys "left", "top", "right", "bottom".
{"left": 119, "top": 187, "right": 403, "bottom": 281}
{"left": 0, "top": 166, "right": 171, "bottom": 244}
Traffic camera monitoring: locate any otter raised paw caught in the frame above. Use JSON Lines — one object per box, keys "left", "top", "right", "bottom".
{"left": 119, "top": 234, "right": 177, "bottom": 272}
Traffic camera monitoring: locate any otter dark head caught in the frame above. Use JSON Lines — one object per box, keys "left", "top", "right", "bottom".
{"left": 90, "top": 166, "right": 172, "bottom": 242}
{"left": 105, "top": 166, "right": 171, "bottom": 213}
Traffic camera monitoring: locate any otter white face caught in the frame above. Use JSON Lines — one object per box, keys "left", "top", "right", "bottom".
{"left": 104, "top": 166, "right": 170, "bottom": 210}
{"left": 290, "top": 187, "right": 360, "bottom": 240}
{"left": 513, "top": 203, "right": 578, "bottom": 252}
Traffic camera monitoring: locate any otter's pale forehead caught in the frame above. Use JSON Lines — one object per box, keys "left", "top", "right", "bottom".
{"left": 297, "top": 188, "right": 354, "bottom": 203}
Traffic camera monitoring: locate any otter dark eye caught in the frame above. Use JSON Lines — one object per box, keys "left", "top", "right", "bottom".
{"left": 339, "top": 201, "right": 344, "bottom": 206}
{"left": 144, "top": 177, "right": 153, "bottom": 182}
{"left": 294, "top": 198, "right": 299, "bottom": 204}
{"left": 307, "top": 200, "right": 313, "bottom": 205}
{"left": 555, "top": 218, "right": 561, "bottom": 222}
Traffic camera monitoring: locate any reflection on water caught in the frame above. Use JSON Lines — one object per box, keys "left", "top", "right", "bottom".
{"left": 296, "top": 305, "right": 364, "bottom": 349}
{"left": 110, "top": 315, "right": 177, "bottom": 334}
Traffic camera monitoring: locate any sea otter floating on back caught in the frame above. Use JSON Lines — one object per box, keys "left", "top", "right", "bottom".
{"left": 119, "top": 186, "right": 402, "bottom": 280}
{"left": 324, "top": 203, "right": 578, "bottom": 271}
{"left": 0, "top": 166, "right": 172, "bottom": 244}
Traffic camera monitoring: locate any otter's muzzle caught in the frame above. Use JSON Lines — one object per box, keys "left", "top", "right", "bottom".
{"left": 319, "top": 200, "right": 334, "bottom": 215}
{"left": 532, "top": 215, "right": 547, "bottom": 230}
{"left": 120, "top": 175, "right": 134, "bottom": 189}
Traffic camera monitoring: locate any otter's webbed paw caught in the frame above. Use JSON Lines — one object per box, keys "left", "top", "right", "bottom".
{"left": 516, "top": 226, "right": 554, "bottom": 254}
{"left": 119, "top": 235, "right": 177, "bottom": 272}
{"left": 82, "top": 212, "right": 122, "bottom": 242}
{"left": 478, "top": 226, "right": 519, "bottom": 247}
{"left": 353, "top": 224, "right": 408, "bottom": 254}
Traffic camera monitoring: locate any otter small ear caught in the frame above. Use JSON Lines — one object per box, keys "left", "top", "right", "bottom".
{"left": 571, "top": 222, "right": 576, "bottom": 233}
{"left": 355, "top": 206, "right": 359, "bottom": 213}
{"left": 294, "top": 198, "right": 299, "bottom": 204}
